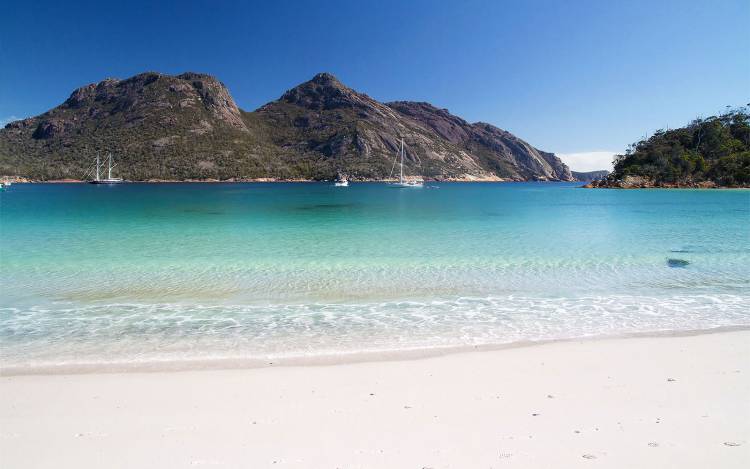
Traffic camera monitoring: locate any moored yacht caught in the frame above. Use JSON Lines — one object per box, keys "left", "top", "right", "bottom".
{"left": 388, "top": 139, "right": 423, "bottom": 187}
{"left": 334, "top": 174, "right": 349, "bottom": 187}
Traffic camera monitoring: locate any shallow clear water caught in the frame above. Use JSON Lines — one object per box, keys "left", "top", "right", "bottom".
{"left": 1, "top": 182, "right": 748, "bottom": 369}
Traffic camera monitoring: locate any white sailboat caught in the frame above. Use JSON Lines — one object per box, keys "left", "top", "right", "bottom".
{"left": 389, "top": 138, "right": 423, "bottom": 187}
{"left": 334, "top": 173, "right": 349, "bottom": 186}
{"left": 90, "top": 152, "right": 124, "bottom": 184}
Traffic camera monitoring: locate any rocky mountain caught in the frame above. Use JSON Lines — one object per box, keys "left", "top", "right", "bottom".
{"left": 0, "top": 71, "right": 573, "bottom": 181}
{"left": 572, "top": 170, "right": 609, "bottom": 182}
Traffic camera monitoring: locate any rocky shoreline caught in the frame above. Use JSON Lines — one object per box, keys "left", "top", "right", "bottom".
{"left": 7, "top": 174, "right": 746, "bottom": 187}
{"left": 583, "top": 175, "right": 748, "bottom": 189}
{"left": 1, "top": 175, "right": 559, "bottom": 184}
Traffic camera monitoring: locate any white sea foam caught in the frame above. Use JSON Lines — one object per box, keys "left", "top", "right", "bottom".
{"left": 2, "top": 294, "right": 748, "bottom": 369}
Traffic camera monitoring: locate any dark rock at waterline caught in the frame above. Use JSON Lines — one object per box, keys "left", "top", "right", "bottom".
{"left": 667, "top": 258, "right": 690, "bottom": 268}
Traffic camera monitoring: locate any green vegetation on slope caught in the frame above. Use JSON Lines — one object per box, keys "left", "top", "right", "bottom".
{"left": 610, "top": 107, "right": 750, "bottom": 187}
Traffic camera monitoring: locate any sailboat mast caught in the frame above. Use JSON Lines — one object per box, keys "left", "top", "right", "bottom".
{"left": 95, "top": 153, "right": 100, "bottom": 181}
{"left": 108, "top": 153, "right": 112, "bottom": 180}
{"left": 400, "top": 138, "right": 404, "bottom": 183}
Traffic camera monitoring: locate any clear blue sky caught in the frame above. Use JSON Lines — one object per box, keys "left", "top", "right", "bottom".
{"left": 1, "top": 0, "right": 748, "bottom": 169}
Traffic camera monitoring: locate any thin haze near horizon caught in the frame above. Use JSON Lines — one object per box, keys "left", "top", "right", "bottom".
{"left": 1, "top": 0, "right": 748, "bottom": 172}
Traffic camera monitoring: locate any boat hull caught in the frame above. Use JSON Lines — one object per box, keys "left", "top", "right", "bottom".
{"left": 389, "top": 182, "right": 424, "bottom": 187}
{"left": 90, "top": 179, "right": 125, "bottom": 184}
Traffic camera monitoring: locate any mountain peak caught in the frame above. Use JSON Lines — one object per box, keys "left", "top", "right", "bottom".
{"left": 176, "top": 71, "right": 218, "bottom": 82}
{"left": 310, "top": 72, "right": 343, "bottom": 87}
{"left": 44, "top": 71, "right": 247, "bottom": 136}
{"left": 279, "top": 72, "right": 368, "bottom": 110}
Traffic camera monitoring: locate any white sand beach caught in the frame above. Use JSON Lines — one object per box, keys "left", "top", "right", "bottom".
{"left": 1, "top": 331, "right": 748, "bottom": 468}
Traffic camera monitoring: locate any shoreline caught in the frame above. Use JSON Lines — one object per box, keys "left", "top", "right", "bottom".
{"left": 3, "top": 177, "right": 555, "bottom": 184}
{"left": 582, "top": 176, "right": 750, "bottom": 189}
{"left": 583, "top": 184, "right": 750, "bottom": 190}
{"left": 5, "top": 178, "right": 748, "bottom": 188}
{"left": 2, "top": 330, "right": 747, "bottom": 468}
{"left": 3, "top": 324, "right": 748, "bottom": 377}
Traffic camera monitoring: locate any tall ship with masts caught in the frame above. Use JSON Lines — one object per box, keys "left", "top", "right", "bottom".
{"left": 89, "top": 152, "right": 124, "bottom": 184}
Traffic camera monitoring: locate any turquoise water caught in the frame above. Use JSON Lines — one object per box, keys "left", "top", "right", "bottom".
{"left": 1, "top": 182, "right": 749, "bottom": 370}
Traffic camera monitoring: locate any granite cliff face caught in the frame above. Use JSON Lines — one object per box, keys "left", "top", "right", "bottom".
{"left": 387, "top": 101, "right": 572, "bottom": 180}
{"left": 0, "top": 72, "right": 573, "bottom": 181}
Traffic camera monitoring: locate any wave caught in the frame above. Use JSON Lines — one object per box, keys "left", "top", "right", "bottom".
{"left": 1, "top": 294, "right": 748, "bottom": 370}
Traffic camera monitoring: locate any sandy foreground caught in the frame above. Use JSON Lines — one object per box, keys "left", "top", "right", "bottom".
{"left": 1, "top": 331, "right": 748, "bottom": 468}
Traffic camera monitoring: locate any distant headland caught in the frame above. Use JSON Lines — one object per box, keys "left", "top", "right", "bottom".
{"left": 0, "top": 72, "right": 575, "bottom": 183}
{"left": 586, "top": 107, "right": 749, "bottom": 189}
